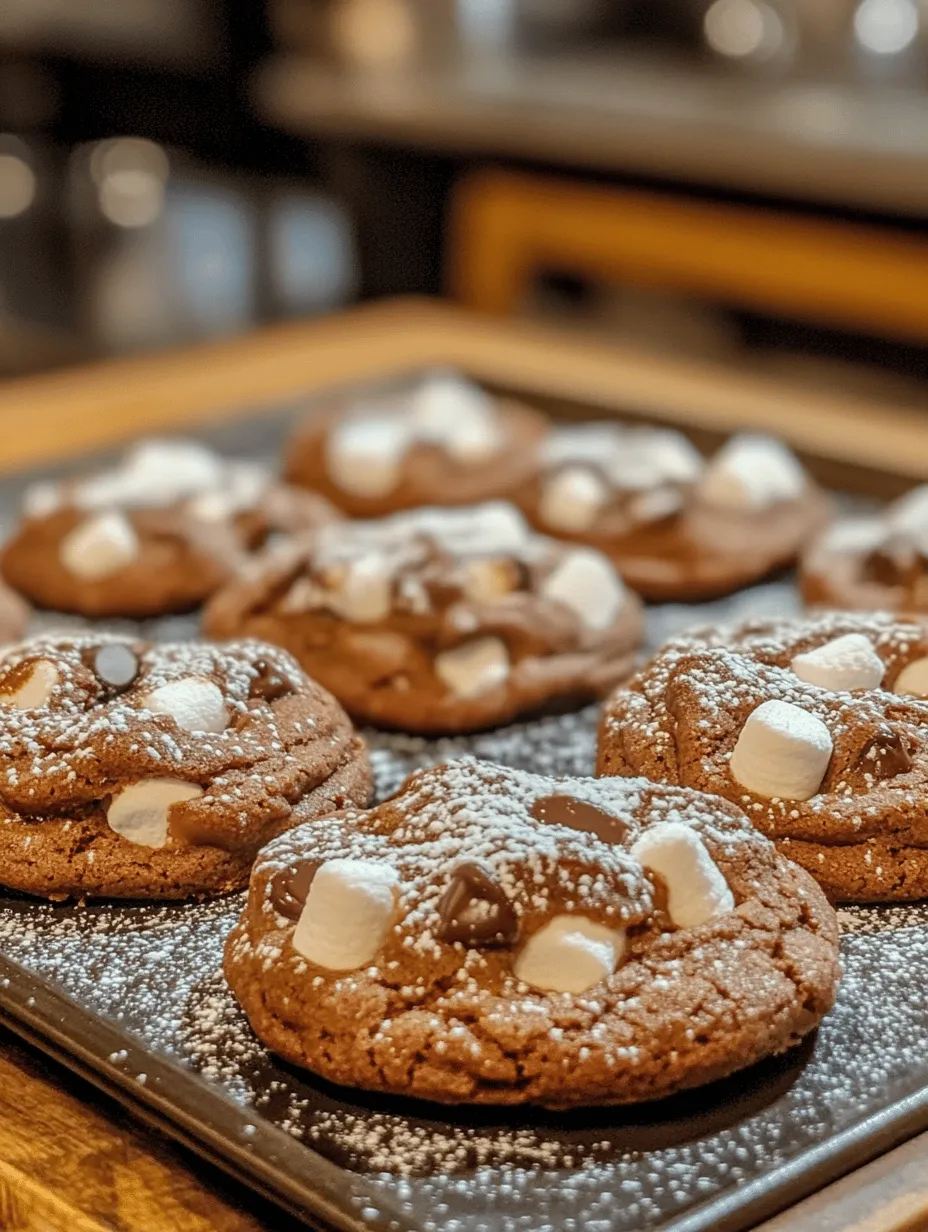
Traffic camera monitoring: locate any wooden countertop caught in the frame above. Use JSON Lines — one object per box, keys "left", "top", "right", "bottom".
{"left": 255, "top": 50, "right": 928, "bottom": 216}
{"left": 0, "top": 297, "right": 927, "bottom": 1231}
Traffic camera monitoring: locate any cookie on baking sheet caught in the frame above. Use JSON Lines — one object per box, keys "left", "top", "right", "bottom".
{"left": 0, "top": 633, "right": 371, "bottom": 900}
{"left": 514, "top": 424, "right": 831, "bottom": 601}
{"left": 801, "top": 485, "right": 928, "bottom": 613}
{"left": 204, "top": 502, "right": 643, "bottom": 735}
{"left": 1, "top": 438, "right": 338, "bottom": 618}
{"left": 284, "top": 370, "right": 548, "bottom": 518}
{"left": 224, "top": 758, "right": 839, "bottom": 1108}
{"left": 598, "top": 611, "right": 928, "bottom": 902}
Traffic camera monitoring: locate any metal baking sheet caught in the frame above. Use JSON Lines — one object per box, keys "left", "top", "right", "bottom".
{"left": 0, "top": 384, "right": 920, "bottom": 1232}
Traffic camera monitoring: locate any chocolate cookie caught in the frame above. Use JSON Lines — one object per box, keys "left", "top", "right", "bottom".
{"left": 1, "top": 438, "right": 338, "bottom": 618}
{"left": 204, "top": 502, "right": 643, "bottom": 735}
{"left": 284, "top": 370, "right": 548, "bottom": 517}
{"left": 801, "top": 485, "right": 928, "bottom": 612}
{"left": 0, "top": 633, "right": 371, "bottom": 900}
{"left": 598, "top": 611, "right": 928, "bottom": 901}
{"left": 514, "top": 424, "right": 831, "bottom": 601}
{"left": 224, "top": 759, "right": 839, "bottom": 1108}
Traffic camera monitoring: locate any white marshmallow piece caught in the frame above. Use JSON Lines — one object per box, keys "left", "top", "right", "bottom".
{"left": 59, "top": 511, "right": 139, "bottom": 581}
{"left": 791, "top": 633, "right": 884, "bottom": 693}
{"left": 894, "top": 657, "right": 928, "bottom": 698}
{"left": 888, "top": 484, "right": 928, "bottom": 538}
{"left": 699, "top": 434, "right": 806, "bottom": 511}
{"left": 0, "top": 658, "right": 59, "bottom": 709}
{"left": 434, "top": 637, "right": 509, "bottom": 699}
{"left": 542, "top": 548, "right": 626, "bottom": 631}
{"left": 819, "top": 517, "right": 887, "bottom": 556}
{"left": 141, "top": 678, "right": 230, "bottom": 733}
{"left": 22, "top": 481, "right": 61, "bottom": 519}
{"left": 461, "top": 557, "right": 518, "bottom": 603}
{"left": 514, "top": 915, "right": 626, "bottom": 995}
{"left": 730, "top": 699, "right": 833, "bottom": 801}
{"left": 325, "top": 554, "right": 393, "bottom": 623}
{"left": 326, "top": 416, "right": 408, "bottom": 498}
{"left": 188, "top": 463, "right": 267, "bottom": 522}
{"left": 631, "top": 822, "right": 734, "bottom": 928}
{"left": 76, "top": 440, "right": 225, "bottom": 511}
{"left": 410, "top": 373, "right": 501, "bottom": 461}
{"left": 538, "top": 466, "right": 609, "bottom": 532}
{"left": 292, "top": 858, "right": 400, "bottom": 970}
{"left": 106, "top": 778, "right": 203, "bottom": 848}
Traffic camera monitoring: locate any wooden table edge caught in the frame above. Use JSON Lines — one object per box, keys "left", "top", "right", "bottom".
{"left": 0, "top": 296, "right": 925, "bottom": 482}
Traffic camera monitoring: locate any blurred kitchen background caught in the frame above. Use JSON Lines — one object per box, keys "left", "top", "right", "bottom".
{"left": 2, "top": 0, "right": 928, "bottom": 403}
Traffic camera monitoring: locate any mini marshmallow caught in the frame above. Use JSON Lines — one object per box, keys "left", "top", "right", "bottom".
{"left": 59, "top": 511, "right": 139, "bottom": 580}
{"left": 791, "top": 633, "right": 885, "bottom": 693}
{"left": 106, "top": 778, "right": 203, "bottom": 848}
{"left": 461, "top": 557, "right": 519, "bottom": 602}
{"left": 819, "top": 518, "right": 887, "bottom": 555}
{"left": 514, "top": 915, "right": 626, "bottom": 994}
{"left": 888, "top": 485, "right": 928, "bottom": 538}
{"left": 631, "top": 822, "right": 734, "bottom": 928}
{"left": 292, "top": 858, "right": 400, "bottom": 970}
{"left": 621, "top": 430, "right": 703, "bottom": 490}
{"left": 188, "top": 464, "right": 267, "bottom": 521}
{"left": 894, "top": 657, "right": 928, "bottom": 697}
{"left": 141, "top": 678, "right": 230, "bottom": 733}
{"left": 409, "top": 373, "right": 501, "bottom": 461}
{"left": 22, "top": 481, "right": 61, "bottom": 519}
{"left": 730, "top": 699, "right": 833, "bottom": 801}
{"left": 434, "top": 637, "right": 509, "bottom": 699}
{"left": 76, "top": 440, "right": 225, "bottom": 510}
{"left": 124, "top": 439, "right": 224, "bottom": 502}
{"left": 542, "top": 548, "right": 625, "bottom": 630}
{"left": 325, "top": 554, "right": 393, "bottom": 623}
{"left": 0, "top": 658, "right": 59, "bottom": 709}
{"left": 698, "top": 435, "right": 806, "bottom": 511}
{"left": 538, "top": 466, "right": 609, "bottom": 532}
{"left": 325, "top": 416, "right": 408, "bottom": 498}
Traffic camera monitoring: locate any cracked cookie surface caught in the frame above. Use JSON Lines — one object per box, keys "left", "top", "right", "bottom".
{"left": 1, "top": 438, "right": 338, "bottom": 618}
{"left": 599, "top": 612, "right": 928, "bottom": 901}
{"left": 224, "top": 759, "right": 839, "bottom": 1108}
{"left": 0, "top": 633, "right": 371, "bottom": 899}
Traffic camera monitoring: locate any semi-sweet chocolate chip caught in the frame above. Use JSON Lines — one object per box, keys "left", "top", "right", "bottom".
{"left": 437, "top": 861, "right": 519, "bottom": 946}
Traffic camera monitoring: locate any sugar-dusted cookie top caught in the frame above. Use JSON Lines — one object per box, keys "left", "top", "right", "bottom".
{"left": 599, "top": 612, "right": 928, "bottom": 899}
{"left": 802, "top": 484, "right": 928, "bottom": 612}
{"left": 204, "top": 503, "right": 643, "bottom": 734}
{"left": 0, "top": 633, "right": 370, "bottom": 899}
{"left": 284, "top": 371, "right": 548, "bottom": 517}
{"left": 225, "top": 759, "right": 839, "bottom": 1107}
{"left": 515, "top": 424, "right": 831, "bottom": 601}
{"left": 1, "top": 439, "right": 338, "bottom": 618}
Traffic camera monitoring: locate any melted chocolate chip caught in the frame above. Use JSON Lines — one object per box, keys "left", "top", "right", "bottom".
{"left": 857, "top": 725, "right": 914, "bottom": 780}
{"left": 82, "top": 644, "right": 139, "bottom": 694}
{"left": 249, "top": 658, "right": 293, "bottom": 702}
{"left": 437, "top": 862, "right": 519, "bottom": 947}
{"left": 531, "top": 794, "right": 630, "bottom": 845}
{"left": 268, "top": 860, "right": 320, "bottom": 920}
